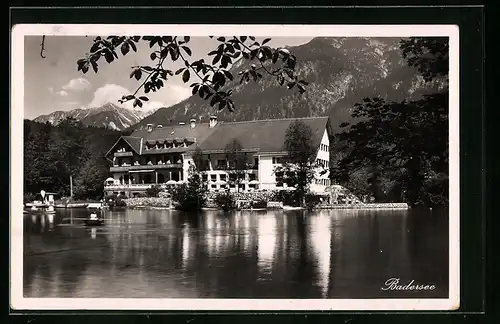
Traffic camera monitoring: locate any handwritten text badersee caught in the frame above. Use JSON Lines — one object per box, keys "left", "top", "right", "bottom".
{"left": 381, "top": 278, "right": 436, "bottom": 291}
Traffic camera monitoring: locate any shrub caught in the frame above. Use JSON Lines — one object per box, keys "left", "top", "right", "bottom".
{"left": 106, "top": 193, "right": 127, "bottom": 207}
{"left": 145, "top": 184, "right": 162, "bottom": 198}
{"left": 275, "top": 190, "right": 301, "bottom": 207}
{"left": 251, "top": 199, "right": 268, "bottom": 209}
{"left": 214, "top": 191, "right": 237, "bottom": 211}
{"left": 305, "top": 193, "right": 322, "bottom": 210}
{"left": 171, "top": 174, "right": 207, "bottom": 212}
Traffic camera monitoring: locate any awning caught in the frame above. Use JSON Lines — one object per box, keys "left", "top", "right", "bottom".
{"left": 129, "top": 170, "right": 155, "bottom": 173}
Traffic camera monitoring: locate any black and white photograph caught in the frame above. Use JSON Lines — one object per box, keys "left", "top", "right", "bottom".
{"left": 11, "top": 24, "right": 459, "bottom": 311}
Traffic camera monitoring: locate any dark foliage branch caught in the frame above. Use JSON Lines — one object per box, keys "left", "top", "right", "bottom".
{"left": 332, "top": 37, "right": 450, "bottom": 207}
{"left": 75, "top": 36, "right": 309, "bottom": 112}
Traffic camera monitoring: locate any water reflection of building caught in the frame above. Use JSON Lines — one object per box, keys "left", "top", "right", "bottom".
{"left": 257, "top": 215, "right": 277, "bottom": 276}
{"left": 309, "top": 213, "right": 332, "bottom": 297}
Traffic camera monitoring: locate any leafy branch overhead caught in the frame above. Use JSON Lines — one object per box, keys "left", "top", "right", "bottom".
{"left": 76, "top": 36, "right": 309, "bottom": 112}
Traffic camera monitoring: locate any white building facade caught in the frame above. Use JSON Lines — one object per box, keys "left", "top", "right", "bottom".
{"left": 104, "top": 116, "right": 333, "bottom": 197}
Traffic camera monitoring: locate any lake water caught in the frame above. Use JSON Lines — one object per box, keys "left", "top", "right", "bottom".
{"left": 23, "top": 208, "right": 449, "bottom": 298}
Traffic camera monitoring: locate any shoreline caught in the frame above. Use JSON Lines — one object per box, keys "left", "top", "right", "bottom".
{"left": 121, "top": 202, "right": 409, "bottom": 211}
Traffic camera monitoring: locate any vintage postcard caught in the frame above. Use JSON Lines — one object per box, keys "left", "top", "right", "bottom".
{"left": 10, "top": 24, "right": 459, "bottom": 311}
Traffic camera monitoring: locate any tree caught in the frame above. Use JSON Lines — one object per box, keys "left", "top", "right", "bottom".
{"left": 74, "top": 36, "right": 308, "bottom": 112}
{"left": 191, "top": 145, "right": 205, "bottom": 172}
{"left": 73, "top": 155, "right": 110, "bottom": 200}
{"left": 23, "top": 119, "right": 122, "bottom": 199}
{"left": 224, "top": 138, "right": 247, "bottom": 190}
{"left": 171, "top": 173, "right": 207, "bottom": 212}
{"left": 334, "top": 37, "right": 449, "bottom": 208}
{"left": 276, "top": 120, "right": 318, "bottom": 207}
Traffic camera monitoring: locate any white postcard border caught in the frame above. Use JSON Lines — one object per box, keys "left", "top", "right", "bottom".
{"left": 10, "top": 24, "right": 460, "bottom": 311}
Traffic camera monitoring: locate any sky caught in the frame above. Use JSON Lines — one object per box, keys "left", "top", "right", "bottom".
{"left": 23, "top": 36, "right": 313, "bottom": 119}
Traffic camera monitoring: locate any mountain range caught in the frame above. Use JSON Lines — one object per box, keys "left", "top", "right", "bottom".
{"left": 33, "top": 103, "right": 160, "bottom": 131}
{"left": 33, "top": 37, "right": 447, "bottom": 132}
{"left": 134, "top": 37, "right": 447, "bottom": 132}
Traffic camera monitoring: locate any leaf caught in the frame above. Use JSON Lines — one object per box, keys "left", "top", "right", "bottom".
{"left": 210, "top": 95, "right": 220, "bottom": 107}
{"left": 223, "top": 70, "right": 233, "bottom": 81}
{"left": 133, "top": 100, "right": 138, "bottom": 108}
{"left": 150, "top": 52, "right": 157, "bottom": 60}
{"left": 182, "top": 69, "right": 190, "bottom": 83}
{"left": 287, "top": 82, "right": 296, "bottom": 89}
{"left": 262, "top": 38, "right": 271, "bottom": 45}
{"left": 175, "top": 67, "right": 185, "bottom": 75}
{"left": 81, "top": 64, "right": 89, "bottom": 74}
{"left": 90, "top": 61, "right": 98, "bottom": 73}
{"left": 104, "top": 51, "right": 114, "bottom": 63}
{"left": 139, "top": 96, "right": 149, "bottom": 101}
{"left": 298, "top": 80, "right": 309, "bottom": 85}
{"left": 90, "top": 42, "right": 100, "bottom": 53}
{"left": 181, "top": 46, "right": 192, "bottom": 56}
{"left": 272, "top": 50, "right": 279, "bottom": 64}
{"left": 249, "top": 36, "right": 255, "bottom": 41}
{"left": 240, "top": 36, "right": 247, "bottom": 42}
{"left": 184, "top": 36, "right": 190, "bottom": 43}
{"left": 218, "top": 100, "right": 226, "bottom": 111}
{"left": 217, "top": 36, "right": 226, "bottom": 42}
{"left": 192, "top": 85, "right": 199, "bottom": 96}
{"left": 134, "top": 69, "right": 142, "bottom": 80}
{"left": 207, "top": 50, "right": 218, "bottom": 56}
{"left": 129, "top": 41, "right": 137, "bottom": 52}
{"left": 142, "top": 66, "right": 154, "bottom": 72}
{"left": 162, "top": 36, "right": 173, "bottom": 43}
{"left": 124, "top": 95, "right": 135, "bottom": 100}
{"left": 213, "top": 54, "right": 222, "bottom": 65}
{"left": 169, "top": 47, "right": 179, "bottom": 61}
{"left": 121, "top": 42, "right": 130, "bottom": 56}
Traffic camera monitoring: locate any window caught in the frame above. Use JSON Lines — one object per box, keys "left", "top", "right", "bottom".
{"left": 220, "top": 174, "right": 227, "bottom": 181}
{"left": 248, "top": 173, "right": 256, "bottom": 181}
{"left": 202, "top": 174, "right": 208, "bottom": 182}
{"left": 254, "top": 157, "right": 259, "bottom": 168}
{"left": 273, "top": 157, "right": 285, "bottom": 164}
{"left": 211, "top": 184, "right": 217, "bottom": 189}
{"left": 210, "top": 174, "right": 217, "bottom": 182}
{"left": 217, "top": 159, "right": 226, "bottom": 169}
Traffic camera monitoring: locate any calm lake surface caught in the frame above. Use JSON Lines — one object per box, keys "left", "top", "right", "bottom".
{"left": 23, "top": 208, "right": 449, "bottom": 298}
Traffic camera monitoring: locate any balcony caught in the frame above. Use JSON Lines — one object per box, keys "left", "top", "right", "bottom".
{"left": 104, "top": 183, "right": 153, "bottom": 190}
{"left": 110, "top": 163, "right": 182, "bottom": 172}
{"left": 114, "top": 151, "right": 133, "bottom": 157}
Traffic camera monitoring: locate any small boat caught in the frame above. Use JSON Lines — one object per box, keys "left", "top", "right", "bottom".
{"left": 24, "top": 191, "right": 57, "bottom": 215}
{"left": 84, "top": 212, "right": 104, "bottom": 226}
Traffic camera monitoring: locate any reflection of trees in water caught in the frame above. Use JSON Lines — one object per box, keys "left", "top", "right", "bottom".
{"left": 23, "top": 212, "right": 112, "bottom": 297}
{"left": 406, "top": 208, "right": 449, "bottom": 288}
{"left": 25, "top": 208, "right": 448, "bottom": 298}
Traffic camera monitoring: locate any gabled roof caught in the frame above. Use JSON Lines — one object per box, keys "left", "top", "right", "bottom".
{"left": 105, "top": 136, "right": 142, "bottom": 157}
{"left": 197, "top": 117, "right": 330, "bottom": 153}
{"left": 107, "top": 117, "right": 331, "bottom": 156}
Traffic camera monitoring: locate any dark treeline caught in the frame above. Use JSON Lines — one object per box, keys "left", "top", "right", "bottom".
{"left": 331, "top": 37, "right": 449, "bottom": 208}
{"left": 23, "top": 118, "right": 124, "bottom": 201}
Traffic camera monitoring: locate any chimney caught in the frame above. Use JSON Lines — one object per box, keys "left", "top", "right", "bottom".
{"left": 190, "top": 118, "right": 196, "bottom": 128}
{"left": 209, "top": 115, "right": 218, "bottom": 128}
{"left": 147, "top": 124, "right": 153, "bottom": 133}
{"left": 157, "top": 124, "right": 163, "bottom": 128}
